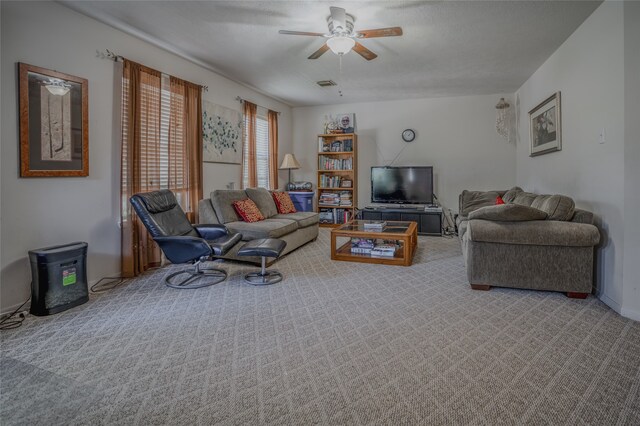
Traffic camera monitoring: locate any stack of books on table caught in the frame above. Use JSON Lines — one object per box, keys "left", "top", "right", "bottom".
{"left": 363, "top": 221, "right": 386, "bottom": 231}
{"left": 319, "top": 192, "right": 340, "bottom": 206}
{"left": 351, "top": 238, "right": 375, "bottom": 254}
{"left": 370, "top": 243, "right": 397, "bottom": 257}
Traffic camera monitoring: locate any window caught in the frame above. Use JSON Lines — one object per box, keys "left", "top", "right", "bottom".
{"left": 242, "top": 113, "right": 270, "bottom": 189}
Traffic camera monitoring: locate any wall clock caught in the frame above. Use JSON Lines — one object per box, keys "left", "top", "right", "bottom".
{"left": 402, "top": 129, "right": 416, "bottom": 142}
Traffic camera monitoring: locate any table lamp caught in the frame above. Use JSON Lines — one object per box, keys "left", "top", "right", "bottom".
{"left": 280, "top": 153, "right": 301, "bottom": 190}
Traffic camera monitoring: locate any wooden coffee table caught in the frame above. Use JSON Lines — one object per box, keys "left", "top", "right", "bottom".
{"left": 330, "top": 220, "right": 418, "bottom": 266}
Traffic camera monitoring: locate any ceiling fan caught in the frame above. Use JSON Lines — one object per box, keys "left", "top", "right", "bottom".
{"left": 279, "top": 6, "right": 403, "bottom": 61}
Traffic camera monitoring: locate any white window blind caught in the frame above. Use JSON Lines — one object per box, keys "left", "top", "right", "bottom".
{"left": 243, "top": 114, "right": 270, "bottom": 189}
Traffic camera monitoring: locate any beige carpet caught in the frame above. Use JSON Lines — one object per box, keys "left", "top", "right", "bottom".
{"left": 1, "top": 229, "right": 640, "bottom": 425}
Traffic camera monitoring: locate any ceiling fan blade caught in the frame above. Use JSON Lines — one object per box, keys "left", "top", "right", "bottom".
{"left": 357, "top": 27, "right": 403, "bottom": 38}
{"left": 308, "top": 43, "right": 330, "bottom": 60}
{"left": 329, "top": 6, "right": 347, "bottom": 30}
{"left": 352, "top": 42, "right": 378, "bottom": 61}
{"left": 279, "top": 30, "right": 325, "bottom": 37}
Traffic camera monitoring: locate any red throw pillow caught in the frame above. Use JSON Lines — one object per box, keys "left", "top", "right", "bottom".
{"left": 496, "top": 196, "right": 505, "bottom": 205}
{"left": 233, "top": 199, "right": 265, "bottom": 223}
{"left": 272, "top": 191, "right": 297, "bottom": 214}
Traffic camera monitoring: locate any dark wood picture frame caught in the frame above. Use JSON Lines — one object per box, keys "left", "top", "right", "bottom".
{"left": 529, "top": 91, "right": 561, "bottom": 157}
{"left": 19, "top": 63, "right": 89, "bottom": 177}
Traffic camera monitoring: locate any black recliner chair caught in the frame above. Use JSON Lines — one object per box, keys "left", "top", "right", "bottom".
{"left": 130, "top": 189, "right": 242, "bottom": 289}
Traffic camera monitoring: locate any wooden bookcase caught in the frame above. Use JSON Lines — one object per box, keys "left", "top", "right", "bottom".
{"left": 316, "top": 133, "right": 357, "bottom": 228}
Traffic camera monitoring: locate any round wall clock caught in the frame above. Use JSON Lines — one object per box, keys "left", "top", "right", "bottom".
{"left": 402, "top": 129, "right": 416, "bottom": 142}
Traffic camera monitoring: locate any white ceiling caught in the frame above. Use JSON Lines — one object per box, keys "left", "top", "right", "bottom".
{"left": 61, "top": 0, "right": 602, "bottom": 107}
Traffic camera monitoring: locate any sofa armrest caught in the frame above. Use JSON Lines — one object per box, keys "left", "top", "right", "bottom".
{"left": 571, "top": 208, "right": 594, "bottom": 224}
{"left": 467, "top": 219, "right": 600, "bottom": 247}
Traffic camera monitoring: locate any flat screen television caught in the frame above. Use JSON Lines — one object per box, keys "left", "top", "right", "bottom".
{"left": 371, "top": 166, "right": 433, "bottom": 204}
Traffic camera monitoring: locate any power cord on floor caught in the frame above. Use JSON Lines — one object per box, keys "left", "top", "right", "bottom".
{"left": 90, "top": 276, "right": 129, "bottom": 293}
{"left": 0, "top": 298, "right": 30, "bottom": 330}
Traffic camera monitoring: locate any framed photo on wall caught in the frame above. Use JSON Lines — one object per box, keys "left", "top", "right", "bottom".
{"left": 529, "top": 91, "right": 561, "bottom": 157}
{"left": 18, "top": 63, "right": 89, "bottom": 177}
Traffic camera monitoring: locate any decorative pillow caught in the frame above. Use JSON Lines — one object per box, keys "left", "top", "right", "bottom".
{"left": 232, "top": 199, "right": 265, "bottom": 223}
{"left": 469, "top": 204, "right": 548, "bottom": 222}
{"left": 495, "top": 196, "right": 505, "bottom": 205}
{"left": 272, "top": 191, "right": 297, "bottom": 214}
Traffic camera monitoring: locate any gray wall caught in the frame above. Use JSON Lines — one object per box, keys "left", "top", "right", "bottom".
{"left": 292, "top": 94, "right": 517, "bottom": 214}
{"left": 0, "top": 1, "right": 292, "bottom": 313}
{"left": 515, "top": 1, "right": 639, "bottom": 320}
{"left": 622, "top": 1, "right": 640, "bottom": 319}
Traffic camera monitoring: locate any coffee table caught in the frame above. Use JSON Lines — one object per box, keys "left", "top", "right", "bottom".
{"left": 330, "top": 220, "right": 418, "bottom": 266}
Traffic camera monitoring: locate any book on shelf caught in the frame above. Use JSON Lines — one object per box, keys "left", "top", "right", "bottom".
{"left": 318, "top": 207, "right": 354, "bottom": 224}
{"left": 318, "top": 137, "right": 353, "bottom": 153}
{"left": 370, "top": 249, "right": 396, "bottom": 257}
{"left": 318, "top": 156, "right": 352, "bottom": 170}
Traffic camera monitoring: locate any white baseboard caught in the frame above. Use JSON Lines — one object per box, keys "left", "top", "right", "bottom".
{"left": 598, "top": 292, "right": 622, "bottom": 313}
{"left": 1, "top": 301, "right": 31, "bottom": 317}
{"left": 621, "top": 306, "right": 640, "bottom": 322}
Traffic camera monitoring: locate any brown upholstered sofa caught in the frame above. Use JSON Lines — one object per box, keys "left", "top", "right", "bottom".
{"left": 457, "top": 187, "right": 600, "bottom": 298}
{"left": 198, "top": 188, "right": 319, "bottom": 264}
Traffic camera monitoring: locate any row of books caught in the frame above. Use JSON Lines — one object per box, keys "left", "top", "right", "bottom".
{"left": 318, "top": 138, "right": 353, "bottom": 153}
{"left": 319, "top": 175, "right": 352, "bottom": 188}
{"left": 319, "top": 191, "right": 353, "bottom": 206}
{"left": 350, "top": 238, "right": 398, "bottom": 257}
{"left": 318, "top": 156, "right": 353, "bottom": 170}
{"left": 319, "top": 208, "right": 353, "bottom": 224}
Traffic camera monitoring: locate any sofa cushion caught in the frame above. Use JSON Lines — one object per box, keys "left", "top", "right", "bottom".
{"left": 467, "top": 219, "right": 600, "bottom": 247}
{"left": 246, "top": 187, "right": 278, "bottom": 218}
{"left": 531, "top": 194, "right": 575, "bottom": 221}
{"left": 501, "top": 186, "right": 523, "bottom": 203}
{"left": 232, "top": 199, "right": 265, "bottom": 223}
{"left": 512, "top": 191, "right": 538, "bottom": 207}
{"left": 225, "top": 218, "right": 298, "bottom": 241}
{"left": 272, "top": 191, "right": 297, "bottom": 214}
{"left": 459, "top": 190, "right": 503, "bottom": 216}
{"left": 211, "top": 190, "right": 247, "bottom": 223}
{"left": 273, "top": 212, "right": 319, "bottom": 228}
{"left": 469, "top": 204, "right": 548, "bottom": 222}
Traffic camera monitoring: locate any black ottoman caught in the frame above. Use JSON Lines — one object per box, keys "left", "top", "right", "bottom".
{"left": 237, "top": 238, "right": 287, "bottom": 285}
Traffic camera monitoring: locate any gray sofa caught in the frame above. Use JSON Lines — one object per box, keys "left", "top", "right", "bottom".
{"left": 458, "top": 187, "right": 600, "bottom": 297}
{"left": 199, "top": 188, "right": 319, "bottom": 264}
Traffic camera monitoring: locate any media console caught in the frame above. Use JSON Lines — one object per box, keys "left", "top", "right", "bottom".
{"left": 359, "top": 206, "right": 443, "bottom": 236}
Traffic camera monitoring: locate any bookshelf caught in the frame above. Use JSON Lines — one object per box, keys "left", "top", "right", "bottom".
{"left": 317, "top": 133, "right": 357, "bottom": 227}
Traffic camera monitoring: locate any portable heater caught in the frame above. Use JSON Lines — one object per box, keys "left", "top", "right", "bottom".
{"left": 29, "top": 242, "right": 89, "bottom": 316}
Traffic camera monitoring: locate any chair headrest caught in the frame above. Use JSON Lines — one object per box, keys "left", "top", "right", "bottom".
{"left": 136, "top": 189, "right": 178, "bottom": 213}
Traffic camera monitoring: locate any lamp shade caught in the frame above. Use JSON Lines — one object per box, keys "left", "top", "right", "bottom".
{"left": 327, "top": 36, "right": 355, "bottom": 55}
{"left": 279, "top": 153, "right": 301, "bottom": 170}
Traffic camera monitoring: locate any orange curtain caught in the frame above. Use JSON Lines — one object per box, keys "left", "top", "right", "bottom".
{"left": 267, "top": 110, "right": 279, "bottom": 190}
{"left": 121, "top": 60, "right": 163, "bottom": 277}
{"left": 170, "top": 76, "right": 203, "bottom": 223}
{"left": 120, "top": 59, "right": 203, "bottom": 277}
{"left": 242, "top": 101, "right": 257, "bottom": 188}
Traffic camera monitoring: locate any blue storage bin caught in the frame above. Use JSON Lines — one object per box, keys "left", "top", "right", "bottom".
{"left": 288, "top": 191, "right": 314, "bottom": 212}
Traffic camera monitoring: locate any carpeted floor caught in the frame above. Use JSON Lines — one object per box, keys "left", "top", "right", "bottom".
{"left": 2, "top": 230, "right": 640, "bottom": 425}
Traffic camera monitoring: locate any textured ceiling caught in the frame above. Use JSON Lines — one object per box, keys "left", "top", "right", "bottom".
{"left": 61, "top": 1, "right": 602, "bottom": 107}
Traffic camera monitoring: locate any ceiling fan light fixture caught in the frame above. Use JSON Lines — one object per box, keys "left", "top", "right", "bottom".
{"left": 327, "top": 36, "right": 355, "bottom": 55}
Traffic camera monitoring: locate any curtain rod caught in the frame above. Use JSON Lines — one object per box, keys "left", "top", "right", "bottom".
{"left": 236, "top": 96, "right": 280, "bottom": 115}
{"left": 98, "top": 49, "right": 209, "bottom": 92}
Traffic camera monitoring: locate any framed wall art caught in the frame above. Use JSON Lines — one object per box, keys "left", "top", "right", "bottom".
{"left": 19, "top": 63, "right": 89, "bottom": 177}
{"left": 202, "top": 101, "right": 243, "bottom": 164}
{"left": 529, "top": 91, "right": 561, "bottom": 157}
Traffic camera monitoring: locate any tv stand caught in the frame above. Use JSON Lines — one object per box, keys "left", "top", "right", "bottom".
{"left": 360, "top": 205, "right": 442, "bottom": 236}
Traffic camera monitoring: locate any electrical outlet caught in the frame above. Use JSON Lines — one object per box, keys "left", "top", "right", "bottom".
{"left": 599, "top": 128, "right": 606, "bottom": 144}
